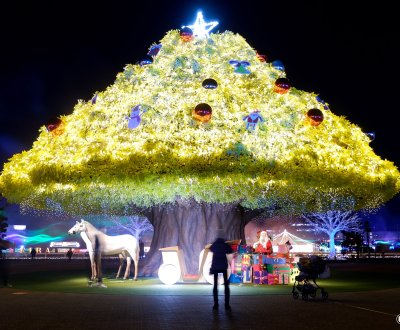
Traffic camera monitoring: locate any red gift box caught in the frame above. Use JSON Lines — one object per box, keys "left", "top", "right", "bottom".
{"left": 252, "top": 264, "right": 262, "bottom": 272}
{"left": 267, "top": 274, "right": 279, "bottom": 285}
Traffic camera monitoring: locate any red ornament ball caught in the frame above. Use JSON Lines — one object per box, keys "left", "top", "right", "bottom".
{"left": 256, "top": 51, "right": 267, "bottom": 62}
{"left": 307, "top": 108, "right": 324, "bottom": 126}
{"left": 273, "top": 78, "right": 291, "bottom": 94}
{"left": 180, "top": 27, "right": 193, "bottom": 42}
{"left": 192, "top": 103, "right": 212, "bottom": 123}
{"left": 45, "top": 117, "right": 64, "bottom": 135}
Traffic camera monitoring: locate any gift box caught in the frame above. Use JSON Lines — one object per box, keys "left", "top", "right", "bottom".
{"left": 231, "top": 256, "right": 242, "bottom": 274}
{"left": 289, "top": 267, "right": 300, "bottom": 284}
{"left": 266, "top": 264, "right": 274, "bottom": 274}
{"left": 273, "top": 264, "right": 291, "bottom": 274}
{"left": 252, "top": 264, "right": 261, "bottom": 272}
{"left": 238, "top": 244, "right": 247, "bottom": 254}
{"left": 253, "top": 270, "right": 268, "bottom": 284}
{"left": 252, "top": 254, "right": 261, "bottom": 265}
{"left": 242, "top": 254, "right": 251, "bottom": 266}
{"left": 267, "top": 274, "right": 279, "bottom": 285}
{"left": 263, "top": 257, "right": 286, "bottom": 265}
{"left": 242, "top": 266, "right": 252, "bottom": 283}
{"left": 291, "top": 266, "right": 300, "bottom": 276}
{"left": 278, "top": 273, "right": 290, "bottom": 285}
{"left": 229, "top": 273, "right": 243, "bottom": 283}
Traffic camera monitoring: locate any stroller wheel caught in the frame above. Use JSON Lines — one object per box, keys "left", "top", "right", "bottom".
{"left": 302, "top": 294, "right": 308, "bottom": 301}
{"left": 309, "top": 292, "right": 316, "bottom": 299}
{"left": 292, "top": 292, "right": 299, "bottom": 299}
{"left": 321, "top": 291, "right": 328, "bottom": 301}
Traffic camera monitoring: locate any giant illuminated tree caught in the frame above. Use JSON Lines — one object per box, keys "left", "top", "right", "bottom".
{"left": 1, "top": 13, "right": 399, "bottom": 275}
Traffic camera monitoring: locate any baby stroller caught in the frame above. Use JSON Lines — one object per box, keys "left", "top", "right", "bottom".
{"left": 292, "top": 255, "right": 328, "bottom": 301}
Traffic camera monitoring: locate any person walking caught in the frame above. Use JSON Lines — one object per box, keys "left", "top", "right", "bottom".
{"left": 209, "top": 228, "right": 233, "bottom": 311}
{"left": 30, "top": 247, "right": 36, "bottom": 259}
{"left": 66, "top": 248, "right": 73, "bottom": 261}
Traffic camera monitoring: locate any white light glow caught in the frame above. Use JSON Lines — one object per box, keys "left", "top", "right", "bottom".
{"left": 49, "top": 241, "right": 80, "bottom": 248}
{"left": 158, "top": 263, "right": 181, "bottom": 285}
{"left": 182, "top": 11, "right": 218, "bottom": 39}
{"left": 13, "top": 225, "right": 26, "bottom": 230}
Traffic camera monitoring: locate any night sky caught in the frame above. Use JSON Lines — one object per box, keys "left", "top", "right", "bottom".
{"left": 0, "top": 1, "right": 399, "bottom": 232}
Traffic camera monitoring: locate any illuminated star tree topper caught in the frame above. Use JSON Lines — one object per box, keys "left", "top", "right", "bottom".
{"left": 182, "top": 11, "right": 218, "bottom": 39}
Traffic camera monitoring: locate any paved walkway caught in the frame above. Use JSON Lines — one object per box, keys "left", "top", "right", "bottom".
{"left": 1, "top": 259, "right": 399, "bottom": 329}
{"left": 1, "top": 286, "right": 399, "bottom": 330}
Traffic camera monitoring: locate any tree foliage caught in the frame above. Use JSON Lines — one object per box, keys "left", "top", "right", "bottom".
{"left": 0, "top": 28, "right": 399, "bottom": 216}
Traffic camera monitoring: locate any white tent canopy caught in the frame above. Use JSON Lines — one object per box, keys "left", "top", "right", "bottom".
{"left": 271, "top": 229, "right": 315, "bottom": 253}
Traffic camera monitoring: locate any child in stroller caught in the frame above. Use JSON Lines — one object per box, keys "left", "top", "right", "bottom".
{"left": 292, "top": 255, "right": 329, "bottom": 301}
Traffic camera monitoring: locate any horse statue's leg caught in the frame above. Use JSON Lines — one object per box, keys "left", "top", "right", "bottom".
{"left": 126, "top": 246, "right": 139, "bottom": 281}
{"left": 116, "top": 253, "right": 124, "bottom": 279}
{"left": 94, "top": 251, "right": 107, "bottom": 288}
{"left": 132, "top": 246, "right": 139, "bottom": 281}
{"left": 124, "top": 256, "right": 131, "bottom": 280}
{"left": 96, "top": 253, "right": 102, "bottom": 282}
{"left": 135, "top": 246, "right": 140, "bottom": 281}
{"left": 88, "top": 251, "right": 96, "bottom": 281}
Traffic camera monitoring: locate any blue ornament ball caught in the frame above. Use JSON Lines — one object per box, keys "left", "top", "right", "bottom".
{"left": 365, "top": 132, "right": 375, "bottom": 141}
{"left": 202, "top": 78, "right": 218, "bottom": 89}
{"left": 271, "top": 60, "right": 285, "bottom": 71}
{"left": 139, "top": 55, "right": 153, "bottom": 66}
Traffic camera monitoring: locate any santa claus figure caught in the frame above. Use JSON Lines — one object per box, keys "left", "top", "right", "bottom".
{"left": 253, "top": 230, "right": 273, "bottom": 255}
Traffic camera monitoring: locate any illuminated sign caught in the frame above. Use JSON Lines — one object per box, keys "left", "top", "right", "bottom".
{"left": 49, "top": 241, "right": 80, "bottom": 248}
{"left": 13, "top": 225, "right": 26, "bottom": 230}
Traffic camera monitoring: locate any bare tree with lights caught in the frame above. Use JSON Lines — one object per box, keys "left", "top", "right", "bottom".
{"left": 0, "top": 12, "right": 399, "bottom": 275}
{"left": 302, "top": 210, "right": 362, "bottom": 259}
{"left": 109, "top": 215, "right": 153, "bottom": 240}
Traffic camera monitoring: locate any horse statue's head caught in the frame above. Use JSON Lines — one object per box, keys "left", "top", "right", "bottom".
{"left": 68, "top": 219, "right": 87, "bottom": 235}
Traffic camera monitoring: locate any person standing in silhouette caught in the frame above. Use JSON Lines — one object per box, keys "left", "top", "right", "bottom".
{"left": 66, "top": 248, "right": 73, "bottom": 261}
{"left": 209, "top": 228, "right": 233, "bottom": 311}
{"left": 30, "top": 248, "right": 37, "bottom": 259}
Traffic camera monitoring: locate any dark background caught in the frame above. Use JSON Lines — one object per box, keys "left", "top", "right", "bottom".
{"left": 0, "top": 0, "right": 399, "bottom": 231}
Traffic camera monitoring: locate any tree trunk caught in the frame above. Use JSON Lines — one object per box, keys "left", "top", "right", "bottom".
{"left": 329, "top": 232, "right": 336, "bottom": 259}
{"left": 138, "top": 199, "right": 261, "bottom": 276}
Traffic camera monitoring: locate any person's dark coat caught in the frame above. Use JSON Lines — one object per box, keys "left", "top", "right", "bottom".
{"left": 210, "top": 238, "right": 233, "bottom": 274}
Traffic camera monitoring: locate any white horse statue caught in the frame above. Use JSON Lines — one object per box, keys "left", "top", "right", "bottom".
{"left": 68, "top": 219, "right": 139, "bottom": 283}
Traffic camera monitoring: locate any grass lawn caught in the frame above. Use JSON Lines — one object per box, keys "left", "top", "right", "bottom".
{"left": 7, "top": 260, "right": 400, "bottom": 295}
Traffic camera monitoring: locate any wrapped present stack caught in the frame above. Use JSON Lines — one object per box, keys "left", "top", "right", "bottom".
{"left": 229, "top": 243, "right": 300, "bottom": 285}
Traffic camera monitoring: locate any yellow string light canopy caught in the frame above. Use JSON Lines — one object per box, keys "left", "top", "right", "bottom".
{"left": 0, "top": 27, "right": 399, "bottom": 216}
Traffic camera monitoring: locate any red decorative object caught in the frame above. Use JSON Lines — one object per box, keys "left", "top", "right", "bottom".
{"left": 256, "top": 52, "right": 266, "bottom": 62}
{"left": 273, "top": 77, "right": 291, "bottom": 94}
{"left": 180, "top": 27, "right": 193, "bottom": 42}
{"left": 46, "top": 118, "right": 64, "bottom": 135}
{"left": 192, "top": 103, "right": 212, "bottom": 123}
{"left": 307, "top": 108, "right": 324, "bottom": 126}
